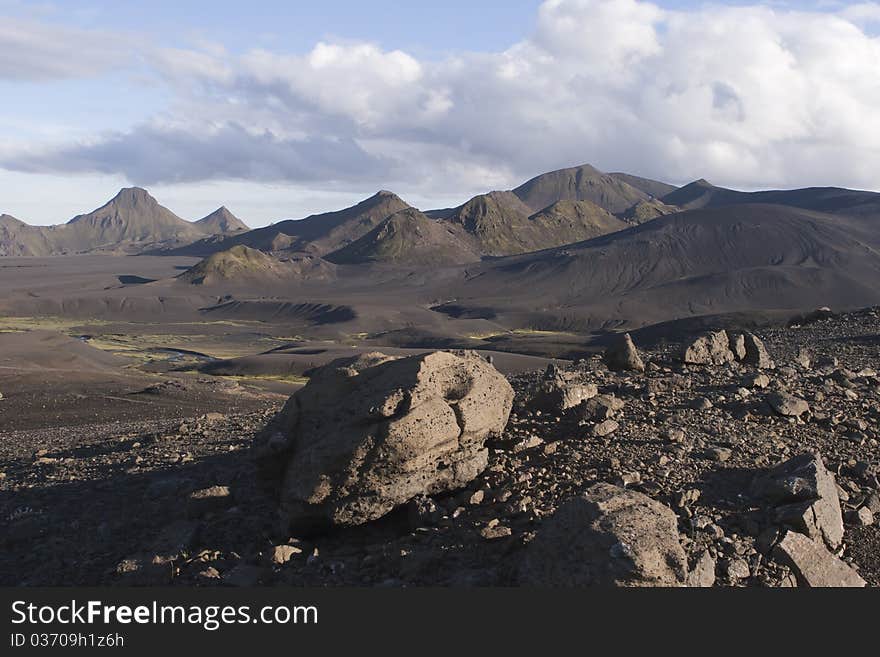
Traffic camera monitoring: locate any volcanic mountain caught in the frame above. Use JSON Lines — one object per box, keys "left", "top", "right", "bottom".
{"left": 178, "top": 245, "right": 302, "bottom": 285}
{"left": 663, "top": 179, "right": 880, "bottom": 219}
{"left": 452, "top": 204, "right": 880, "bottom": 329}
{"left": 0, "top": 214, "right": 54, "bottom": 256}
{"left": 168, "top": 190, "right": 411, "bottom": 257}
{"left": 0, "top": 188, "right": 242, "bottom": 255}
{"left": 511, "top": 163, "right": 662, "bottom": 214}
{"left": 325, "top": 208, "right": 481, "bottom": 266}
{"left": 193, "top": 207, "right": 249, "bottom": 234}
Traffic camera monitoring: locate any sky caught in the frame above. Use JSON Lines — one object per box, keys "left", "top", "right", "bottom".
{"left": 1, "top": 0, "right": 879, "bottom": 227}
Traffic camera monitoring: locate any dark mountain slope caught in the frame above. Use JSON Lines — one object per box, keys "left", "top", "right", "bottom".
{"left": 608, "top": 172, "right": 677, "bottom": 199}
{"left": 166, "top": 191, "right": 411, "bottom": 257}
{"left": 454, "top": 204, "right": 880, "bottom": 329}
{"left": 663, "top": 180, "right": 880, "bottom": 219}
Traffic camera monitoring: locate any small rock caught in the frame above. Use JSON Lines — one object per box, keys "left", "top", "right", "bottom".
{"left": 480, "top": 524, "right": 511, "bottom": 540}
{"left": 270, "top": 544, "right": 303, "bottom": 565}
{"left": 686, "top": 551, "right": 716, "bottom": 587}
{"left": 592, "top": 419, "right": 619, "bottom": 437}
{"left": 725, "top": 558, "right": 751, "bottom": 580}
{"left": 705, "top": 446, "right": 732, "bottom": 462}
{"left": 689, "top": 397, "right": 713, "bottom": 411}
{"left": 846, "top": 507, "right": 874, "bottom": 527}
{"left": 187, "top": 486, "right": 233, "bottom": 518}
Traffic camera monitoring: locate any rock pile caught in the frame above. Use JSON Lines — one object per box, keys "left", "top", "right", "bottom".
{"left": 683, "top": 330, "right": 774, "bottom": 369}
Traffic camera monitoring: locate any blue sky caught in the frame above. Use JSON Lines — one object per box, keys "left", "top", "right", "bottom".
{"left": 2, "top": 0, "right": 879, "bottom": 226}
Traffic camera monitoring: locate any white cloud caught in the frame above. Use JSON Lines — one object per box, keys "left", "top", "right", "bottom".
{"left": 0, "top": 16, "right": 134, "bottom": 80}
{"left": 3, "top": 0, "right": 880, "bottom": 204}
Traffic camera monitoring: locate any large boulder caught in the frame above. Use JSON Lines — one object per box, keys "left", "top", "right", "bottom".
{"left": 603, "top": 333, "right": 645, "bottom": 372}
{"left": 256, "top": 350, "right": 514, "bottom": 532}
{"left": 682, "top": 331, "right": 736, "bottom": 365}
{"left": 752, "top": 452, "right": 844, "bottom": 550}
{"left": 520, "top": 483, "right": 688, "bottom": 587}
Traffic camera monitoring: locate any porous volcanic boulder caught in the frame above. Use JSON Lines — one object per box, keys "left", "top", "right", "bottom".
{"left": 683, "top": 331, "right": 736, "bottom": 365}
{"left": 520, "top": 483, "right": 688, "bottom": 587}
{"left": 752, "top": 452, "right": 844, "bottom": 550}
{"left": 603, "top": 333, "right": 645, "bottom": 372}
{"left": 256, "top": 350, "right": 514, "bottom": 532}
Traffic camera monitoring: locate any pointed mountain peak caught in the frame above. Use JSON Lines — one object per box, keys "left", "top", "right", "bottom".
{"left": 109, "top": 187, "right": 157, "bottom": 206}
{"left": 0, "top": 213, "right": 25, "bottom": 225}
{"left": 194, "top": 206, "right": 249, "bottom": 234}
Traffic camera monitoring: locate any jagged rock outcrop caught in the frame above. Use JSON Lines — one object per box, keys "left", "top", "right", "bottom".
{"left": 520, "top": 483, "right": 688, "bottom": 587}
{"left": 256, "top": 350, "right": 514, "bottom": 532}
{"left": 752, "top": 452, "right": 844, "bottom": 550}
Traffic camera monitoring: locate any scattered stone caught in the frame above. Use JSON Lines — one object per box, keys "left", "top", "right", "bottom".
{"left": 512, "top": 435, "right": 544, "bottom": 453}
{"left": 591, "top": 419, "right": 619, "bottom": 437}
{"left": 774, "top": 531, "right": 865, "bottom": 587}
{"left": 766, "top": 392, "right": 810, "bottom": 418}
{"left": 746, "top": 373, "right": 771, "bottom": 389}
{"left": 663, "top": 428, "right": 686, "bottom": 444}
{"left": 187, "top": 486, "right": 233, "bottom": 518}
{"left": 270, "top": 544, "right": 303, "bottom": 565}
{"left": 704, "top": 446, "right": 732, "bottom": 462}
{"left": 258, "top": 350, "right": 514, "bottom": 532}
{"left": 603, "top": 333, "right": 645, "bottom": 372}
{"left": 520, "top": 483, "right": 688, "bottom": 587}
{"left": 527, "top": 369, "right": 597, "bottom": 413}
{"left": 575, "top": 394, "right": 624, "bottom": 422}
{"left": 725, "top": 558, "right": 751, "bottom": 580}
{"left": 689, "top": 397, "right": 713, "bottom": 411}
{"left": 686, "top": 551, "right": 716, "bottom": 587}
{"left": 795, "top": 348, "right": 811, "bottom": 369}
{"left": 407, "top": 495, "right": 440, "bottom": 527}
{"left": 480, "top": 524, "right": 512, "bottom": 540}
{"left": 846, "top": 507, "right": 874, "bottom": 527}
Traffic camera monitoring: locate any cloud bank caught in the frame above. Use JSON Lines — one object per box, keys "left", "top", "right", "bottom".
{"left": 3, "top": 0, "right": 880, "bottom": 198}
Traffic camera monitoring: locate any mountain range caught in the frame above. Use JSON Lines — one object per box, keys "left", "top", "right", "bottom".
{"left": 4, "top": 162, "right": 880, "bottom": 329}
{"left": 0, "top": 188, "right": 248, "bottom": 256}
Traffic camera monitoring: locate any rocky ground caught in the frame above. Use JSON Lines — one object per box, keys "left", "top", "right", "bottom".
{"left": 1, "top": 307, "right": 878, "bottom": 587}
